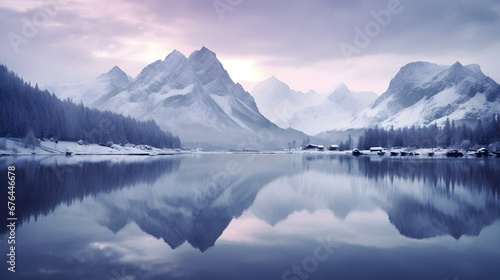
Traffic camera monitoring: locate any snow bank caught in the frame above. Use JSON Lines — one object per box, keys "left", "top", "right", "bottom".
{"left": 0, "top": 138, "right": 181, "bottom": 156}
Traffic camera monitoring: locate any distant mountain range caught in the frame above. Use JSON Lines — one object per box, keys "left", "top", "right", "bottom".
{"left": 251, "top": 61, "right": 500, "bottom": 136}
{"left": 251, "top": 77, "right": 377, "bottom": 135}
{"left": 49, "top": 47, "right": 307, "bottom": 150}
{"left": 48, "top": 47, "right": 500, "bottom": 146}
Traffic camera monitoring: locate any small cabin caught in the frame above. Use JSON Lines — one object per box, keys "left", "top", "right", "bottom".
{"left": 328, "top": 145, "right": 339, "bottom": 151}
{"left": 370, "top": 147, "right": 384, "bottom": 152}
{"left": 352, "top": 148, "right": 362, "bottom": 156}
{"left": 317, "top": 145, "right": 324, "bottom": 151}
{"left": 303, "top": 144, "right": 319, "bottom": 150}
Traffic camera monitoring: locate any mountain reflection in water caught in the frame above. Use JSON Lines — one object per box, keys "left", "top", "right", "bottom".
{"left": 2, "top": 154, "right": 500, "bottom": 280}
{"left": 1, "top": 154, "right": 498, "bottom": 252}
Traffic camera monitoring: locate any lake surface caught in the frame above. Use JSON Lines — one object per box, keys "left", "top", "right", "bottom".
{"left": 1, "top": 154, "right": 499, "bottom": 280}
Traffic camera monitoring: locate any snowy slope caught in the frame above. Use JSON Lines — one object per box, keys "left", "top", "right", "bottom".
{"left": 288, "top": 83, "right": 377, "bottom": 134}
{"left": 47, "top": 66, "right": 132, "bottom": 107}
{"left": 50, "top": 47, "right": 307, "bottom": 150}
{"left": 342, "top": 61, "right": 500, "bottom": 129}
{"left": 251, "top": 78, "right": 377, "bottom": 135}
{"left": 250, "top": 76, "right": 323, "bottom": 129}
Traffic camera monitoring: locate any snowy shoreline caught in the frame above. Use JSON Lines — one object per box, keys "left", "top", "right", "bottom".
{"left": 2, "top": 137, "right": 497, "bottom": 158}
{"left": 0, "top": 137, "right": 182, "bottom": 156}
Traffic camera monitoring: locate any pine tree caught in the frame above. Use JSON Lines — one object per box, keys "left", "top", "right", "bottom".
{"left": 357, "top": 135, "right": 365, "bottom": 150}
{"left": 24, "top": 130, "right": 37, "bottom": 150}
{"left": 474, "top": 119, "right": 485, "bottom": 145}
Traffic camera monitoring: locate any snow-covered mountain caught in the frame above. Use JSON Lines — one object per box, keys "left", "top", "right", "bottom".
{"left": 250, "top": 76, "right": 322, "bottom": 129}
{"left": 288, "top": 84, "right": 377, "bottom": 135}
{"left": 343, "top": 61, "right": 500, "bottom": 129}
{"left": 251, "top": 77, "right": 377, "bottom": 135}
{"left": 46, "top": 66, "right": 132, "bottom": 107}
{"left": 50, "top": 47, "right": 307, "bottom": 149}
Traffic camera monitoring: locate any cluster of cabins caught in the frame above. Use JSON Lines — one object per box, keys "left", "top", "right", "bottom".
{"left": 301, "top": 144, "right": 500, "bottom": 158}
{"left": 303, "top": 144, "right": 384, "bottom": 153}
{"left": 303, "top": 144, "right": 338, "bottom": 151}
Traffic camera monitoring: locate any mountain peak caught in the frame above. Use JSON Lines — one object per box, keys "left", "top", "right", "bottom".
{"left": 390, "top": 61, "right": 442, "bottom": 85}
{"left": 165, "top": 49, "right": 186, "bottom": 60}
{"left": 451, "top": 61, "right": 463, "bottom": 68}
{"left": 398, "top": 61, "right": 441, "bottom": 75}
{"left": 98, "top": 65, "right": 128, "bottom": 81}
{"left": 264, "top": 75, "right": 285, "bottom": 85}
{"left": 109, "top": 65, "right": 124, "bottom": 73}
{"left": 329, "top": 82, "right": 353, "bottom": 102}
{"left": 465, "top": 64, "right": 482, "bottom": 75}
{"left": 445, "top": 60, "right": 482, "bottom": 82}
{"left": 252, "top": 76, "right": 290, "bottom": 96}
{"left": 334, "top": 82, "right": 349, "bottom": 91}
{"left": 403, "top": 61, "right": 435, "bottom": 68}
{"left": 189, "top": 46, "right": 217, "bottom": 61}
{"left": 188, "top": 47, "right": 232, "bottom": 88}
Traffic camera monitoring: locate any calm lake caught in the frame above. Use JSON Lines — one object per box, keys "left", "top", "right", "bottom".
{"left": 1, "top": 154, "right": 500, "bottom": 280}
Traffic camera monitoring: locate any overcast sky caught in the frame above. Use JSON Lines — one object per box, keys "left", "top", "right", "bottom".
{"left": 1, "top": 0, "right": 500, "bottom": 94}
